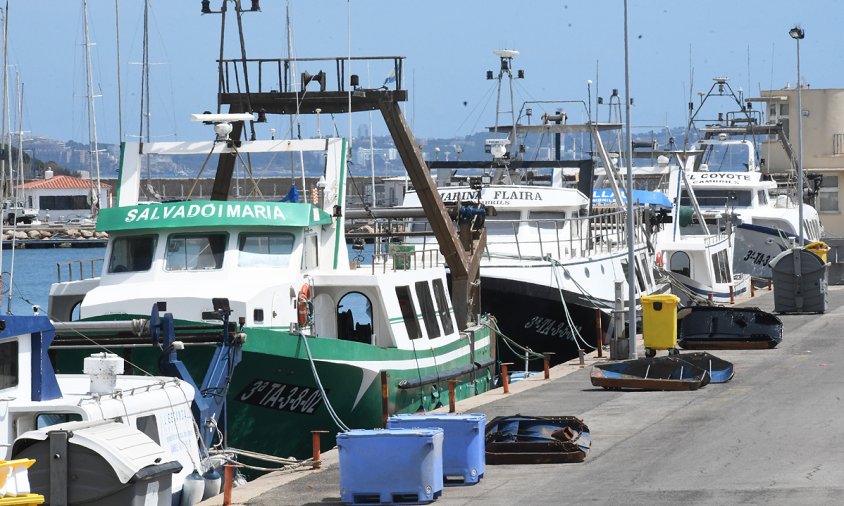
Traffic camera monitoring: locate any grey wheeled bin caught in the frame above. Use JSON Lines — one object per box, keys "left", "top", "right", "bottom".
{"left": 769, "top": 248, "right": 828, "bottom": 314}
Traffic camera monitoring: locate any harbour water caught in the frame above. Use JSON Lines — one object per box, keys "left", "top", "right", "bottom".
{"left": 0, "top": 246, "right": 105, "bottom": 316}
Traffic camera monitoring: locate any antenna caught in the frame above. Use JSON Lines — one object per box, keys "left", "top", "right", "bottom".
{"left": 488, "top": 49, "right": 523, "bottom": 135}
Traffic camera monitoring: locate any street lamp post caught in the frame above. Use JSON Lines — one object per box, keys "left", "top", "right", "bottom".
{"left": 790, "top": 26, "right": 805, "bottom": 244}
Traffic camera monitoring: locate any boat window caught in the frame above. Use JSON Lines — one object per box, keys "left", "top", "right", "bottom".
{"left": 35, "top": 412, "right": 82, "bottom": 429}
{"left": 166, "top": 233, "right": 227, "bottom": 271}
{"left": 681, "top": 189, "right": 752, "bottom": 208}
{"left": 238, "top": 233, "right": 294, "bottom": 268}
{"left": 108, "top": 235, "right": 157, "bottom": 273}
{"left": 415, "top": 281, "right": 441, "bottom": 339}
{"left": 432, "top": 279, "right": 454, "bottom": 335}
{"left": 486, "top": 211, "right": 520, "bottom": 235}
{"left": 529, "top": 211, "right": 565, "bottom": 231}
{"left": 670, "top": 252, "right": 691, "bottom": 277}
{"left": 711, "top": 249, "right": 730, "bottom": 284}
{"left": 0, "top": 340, "right": 18, "bottom": 390}
{"left": 337, "top": 292, "right": 373, "bottom": 344}
{"left": 136, "top": 414, "right": 160, "bottom": 444}
{"left": 702, "top": 143, "right": 752, "bottom": 172}
{"left": 757, "top": 190, "right": 768, "bottom": 206}
{"left": 395, "top": 286, "right": 422, "bottom": 340}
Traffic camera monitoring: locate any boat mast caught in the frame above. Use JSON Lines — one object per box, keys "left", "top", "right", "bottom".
{"left": 82, "top": 0, "right": 102, "bottom": 215}
{"left": 0, "top": 1, "right": 7, "bottom": 281}
{"left": 114, "top": 0, "right": 123, "bottom": 142}
{"left": 7, "top": 71, "right": 21, "bottom": 314}
{"left": 138, "top": 0, "right": 151, "bottom": 184}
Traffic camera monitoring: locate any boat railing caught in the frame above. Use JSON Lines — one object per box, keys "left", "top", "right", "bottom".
{"left": 56, "top": 259, "right": 102, "bottom": 283}
{"left": 218, "top": 55, "right": 405, "bottom": 95}
{"left": 404, "top": 207, "right": 647, "bottom": 263}
{"left": 361, "top": 247, "right": 444, "bottom": 274}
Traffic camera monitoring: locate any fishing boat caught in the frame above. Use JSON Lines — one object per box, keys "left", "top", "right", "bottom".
{"left": 0, "top": 307, "right": 236, "bottom": 504}
{"left": 399, "top": 50, "right": 667, "bottom": 366}
{"left": 683, "top": 136, "right": 821, "bottom": 279}
{"left": 679, "top": 78, "right": 822, "bottom": 280}
{"left": 48, "top": 115, "right": 496, "bottom": 461}
{"left": 648, "top": 159, "right": 753, "bottom": 304}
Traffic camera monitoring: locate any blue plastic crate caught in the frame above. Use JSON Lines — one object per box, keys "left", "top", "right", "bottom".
{"left": 337, "top": 428, "right": 443, "bottom": 504}
{"left": 387, "top": 413, "right": 485, "bottom": 486}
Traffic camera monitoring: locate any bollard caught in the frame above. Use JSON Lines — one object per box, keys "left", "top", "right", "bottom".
{"left": 311, "top": 430, "right": 329, "bottom": 469}
{"left": 380, "top": 371, "right": 389, "bottom": 428}
{"left": 579, "top": 349, "right": 585, "bottom": 368}
{"left": 543, "top": 352, "right": 555, "bottom": 380}
{"left": 500, "top": 363, "right": 513, "bottom": 394}
{"left": 594, "top": 309, "right": 603, "bottom": 358}
{"left": 223, "top": 465, "right": 235, "bottom": 506}
{"left": 729, "top": 285, "right": 735, "bottom": 304}
{"left": 448, "top": 380, "right": 457, "bottom": 413}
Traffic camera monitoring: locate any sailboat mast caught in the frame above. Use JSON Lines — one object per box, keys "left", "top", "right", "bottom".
{"left": 82, "top": 0, "right": 102, "bottom": 212}
{"left": 0, "top": 2, "right": 7, "bottom": 269}
{"left": 7, "top": 71, "right": 21, "bottom": 314}
{"left": 2, "top": 1, "right": 10, "bottom": 211}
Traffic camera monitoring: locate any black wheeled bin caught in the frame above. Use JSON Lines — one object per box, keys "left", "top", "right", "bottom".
{"left": 769, "top": 248, "right": 828, "bottom": 313}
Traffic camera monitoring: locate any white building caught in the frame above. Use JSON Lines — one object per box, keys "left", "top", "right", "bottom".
{"left": 17, "top": 172, "right": 111, "bottom": 222}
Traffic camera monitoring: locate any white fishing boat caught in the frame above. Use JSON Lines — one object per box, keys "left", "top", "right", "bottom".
{"left": 399, "top": 50, "right": 667, "bottom": 366}
{"left": 649, "top": 157, "right": 752, "bottom": 303}
{"left": 682, "top": 137, "right": 822, "bottom": 280}
{"left": 48, "top": 113, "right": 496, "bottom": 462}
{"left": 673, "top": 78, "right": 822, "bottom": 280}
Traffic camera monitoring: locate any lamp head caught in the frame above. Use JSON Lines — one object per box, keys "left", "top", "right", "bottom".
{"left": 789, "top": 26, "right": 805, "bottom": 40}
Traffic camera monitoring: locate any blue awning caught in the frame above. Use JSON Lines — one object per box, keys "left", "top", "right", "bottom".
{"left": 592, "top": 188, "right": 672, "bottom": 209}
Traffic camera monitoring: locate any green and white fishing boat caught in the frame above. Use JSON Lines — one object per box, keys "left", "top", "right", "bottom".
{"left": 48, "top": 114, "right": 496, "bottom": 460}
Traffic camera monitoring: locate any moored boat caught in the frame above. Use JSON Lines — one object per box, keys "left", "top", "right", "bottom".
{"left": 48, "top": 123, "right": 496, "bottom": 460}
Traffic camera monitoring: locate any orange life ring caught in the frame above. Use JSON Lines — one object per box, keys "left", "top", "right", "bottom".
{"left": 655, "top": 252, "right": 664, "bottom": 268}
{"left": 297, "top": 283, "right": 312, "bottom": 326}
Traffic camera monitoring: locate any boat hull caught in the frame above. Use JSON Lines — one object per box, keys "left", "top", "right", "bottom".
{"left": 54, "top": 322, "right": 495, "bottom": 461}
{"left": 733, "top": 223, "right": 795, "bottom": 279}
{"left": 480, "top": 276, "right": 604, "bottom": 368}
{"left": 590, "top": 356, "right": 711, "bottom": 391}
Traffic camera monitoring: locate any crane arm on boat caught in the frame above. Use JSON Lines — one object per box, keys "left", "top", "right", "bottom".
{"left": 150, "top": 299, "right": 245, "bottom": 454}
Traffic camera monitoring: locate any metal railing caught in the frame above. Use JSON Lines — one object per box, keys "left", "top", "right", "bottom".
{"left": 56, "top": 259, "right": 102, "bottom": 283}
{"left": 406, "top": 206, "right": 647, "bottom": 263}
{"left": 218, "top": 55, "right": 405, "bottom": 95}
{"left": 352, "top": 248, "right": 443, "bottom": 275}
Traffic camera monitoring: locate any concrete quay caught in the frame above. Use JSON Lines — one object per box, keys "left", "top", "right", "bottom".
{"left": 202, "top": 285, "right": 844, "bottom": 506}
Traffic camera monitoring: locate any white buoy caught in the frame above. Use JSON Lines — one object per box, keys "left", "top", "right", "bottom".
{"left": 180, "top": 470, "right": 205, "bottom": 506}
{"left": 202, "top": 468, "right": 222, "bottom": 500}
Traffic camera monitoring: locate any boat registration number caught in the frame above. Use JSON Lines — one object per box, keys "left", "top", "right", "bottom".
{"left": 236, "top": 379, "right": 325, "bottom": 415}
{"left": 741, "top": 249, "right": 772, "bottom": 266}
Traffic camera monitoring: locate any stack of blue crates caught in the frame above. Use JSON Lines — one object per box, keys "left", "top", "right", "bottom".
{"left": 387, "top": 414, "right": 486, "bottom": 486}
{"left": 337, "top": 428, "right": 444, "bottom": 504}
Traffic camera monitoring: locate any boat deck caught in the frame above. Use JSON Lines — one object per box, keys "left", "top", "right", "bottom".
{"left": 200, "top": 284, "right": 844, "bottom": 505}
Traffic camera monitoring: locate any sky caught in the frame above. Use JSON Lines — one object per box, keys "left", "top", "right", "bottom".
{"left": 5, "top": 0, "right": 844, "bottom": 147}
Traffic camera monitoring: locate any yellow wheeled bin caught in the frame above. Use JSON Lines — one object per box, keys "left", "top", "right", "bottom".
{"left": 804, "top": 241, "right": 830, "bottom": 264}
{"left": 641, "top": 294, "right": 680, "bottom": 357}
